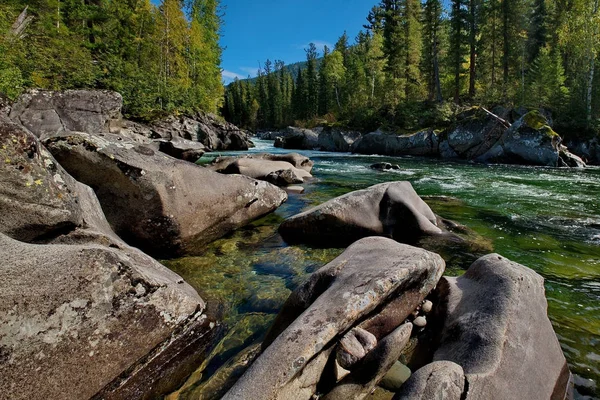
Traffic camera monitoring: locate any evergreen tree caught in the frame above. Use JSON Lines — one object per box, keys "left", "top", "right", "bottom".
{"left": 449, "top": 0, "right": 469, "bottom": 102}
{"left": 305, "top": 42, "right": 319, "bottom": 118}
{"left": 423, "top": 0, "right": 444, "bottom": 103}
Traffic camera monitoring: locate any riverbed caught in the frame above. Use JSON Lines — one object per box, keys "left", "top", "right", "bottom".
{"left": 165, "top": 139, "right": 600, "bottom": 399}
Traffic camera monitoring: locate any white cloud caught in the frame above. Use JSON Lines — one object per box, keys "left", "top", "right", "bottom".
{"left": 239, "top": 66, "right": 260, "bottom": 76}
{"left": 221, "top": 70, "right": 245, "bottom": 82}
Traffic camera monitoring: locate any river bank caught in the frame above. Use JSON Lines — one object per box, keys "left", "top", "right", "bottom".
{"left": 167, "top": 139, "right": 600, "bottom": 399}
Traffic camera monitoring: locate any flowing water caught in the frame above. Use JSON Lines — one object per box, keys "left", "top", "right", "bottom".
{"left": 165, "top": 140, "right": 600, "bottom": 399}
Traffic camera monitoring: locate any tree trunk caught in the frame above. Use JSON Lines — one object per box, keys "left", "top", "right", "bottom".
{"left": 469, "top": 0, "right": 477, "bottom": 98}
{"left": 587, "top": 0, "right": 599, "bottom": 127}
{"left": 433, "top": 35, "right": 443, "bottom": 103}
{"left": 502, "top": 0, "right": 510, "bottom": 100}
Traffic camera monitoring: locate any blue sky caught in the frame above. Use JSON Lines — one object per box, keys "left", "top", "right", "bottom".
{"left": 218, "top": 0, "right": 376, "bottom": 83}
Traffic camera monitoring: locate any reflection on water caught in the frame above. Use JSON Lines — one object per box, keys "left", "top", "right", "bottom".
{"left": 166, "top": 140, "right": 600, "bottom": 399}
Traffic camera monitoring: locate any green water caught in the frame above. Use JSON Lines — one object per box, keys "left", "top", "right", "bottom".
{"left": 165, "top": 140, "right": 600, "bottom": 399}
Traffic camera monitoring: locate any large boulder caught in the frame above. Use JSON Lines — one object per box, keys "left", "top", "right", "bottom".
{"left": 352, "top": 129, "right": 440, "bottom": 157}
{"left": 44, "top": 131, "right": 287, "bottom": 258}
{"left": 476, "top": 111, "right": 573, "bottom": 167}
{"left": 276, "top": 126, "right": 319, "bottom": 150}
{"left": 223, "top": 237, "right": 445, "bottom": 400}
{"left": 0, "top": 115, "right": 218, "bottom": 400}
{"left": 420, "top": 254, "right": 572, "bottom": 400}
{"left": 209, "top": 154, "right": 313, "bottom": 186}
{"left": 195, "top": 112, "right": 254, "bottom": 151}
{"left": 441, "top": 107, "right": 509, "bottom": 160}
{"left": 9, "top": 89, "right": 122, "bottom": 140}
{"left": 279, "top": 181, "right": 442, "bottom": 247}
{"left": 318, "top": 127, "right": 362, "bottom": 152}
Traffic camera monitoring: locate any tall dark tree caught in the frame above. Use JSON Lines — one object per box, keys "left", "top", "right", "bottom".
{"left": 423, "top": 0, "right": 444, "bottom": 102}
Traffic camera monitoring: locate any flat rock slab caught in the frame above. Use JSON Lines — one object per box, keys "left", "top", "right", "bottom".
{"left": 433, "top": 254, "right": 571, "bottom": 400}
{"left": 9, "top": 89, "right": 122, "bottom": 140}
{"left": 223, "top": 237, "right": 445, "bottom": 400}
{"left": 44, "top": 131, "right": 287, "bottom": 258}
{"left": 279, "top": 181, "right": 442, "bottom": 247}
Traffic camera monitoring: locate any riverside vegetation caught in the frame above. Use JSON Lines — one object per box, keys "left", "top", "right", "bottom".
{"left": 0, "top": 0, "right": 599, "bottom": 399}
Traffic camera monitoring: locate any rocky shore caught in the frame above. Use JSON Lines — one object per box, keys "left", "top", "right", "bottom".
{"left": 0, "top": 90, "right": 575, "bottom": 400}
{"left": 262, "top": 107, "right": 590, "bottom": 167}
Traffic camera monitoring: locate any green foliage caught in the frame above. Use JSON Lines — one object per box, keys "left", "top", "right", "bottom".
{"left": 0, "top": 0, "right": 224, "bottom": 119}
{"left": 222, "top": 0, "right": 600, "bottom": 137}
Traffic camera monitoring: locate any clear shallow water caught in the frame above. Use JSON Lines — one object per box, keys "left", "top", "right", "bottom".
{"left": 166, "top": 139, "right": 600, "bottom": 399}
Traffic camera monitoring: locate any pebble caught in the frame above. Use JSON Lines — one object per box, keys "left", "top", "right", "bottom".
{"left": 421, "top": 300, "right": 433, "bottom": 313}
{"left": 413, "top": 316, "right": 427, "bottom": 328}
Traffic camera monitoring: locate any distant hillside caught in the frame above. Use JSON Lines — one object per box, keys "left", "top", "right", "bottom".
{"left": 238, "top": 59, "right": 316, "bottom": 84}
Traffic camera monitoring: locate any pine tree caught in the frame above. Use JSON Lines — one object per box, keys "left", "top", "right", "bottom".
{"left": 404, "top": 0, "right": 424, "bottom": 101}
{"left": 449, "top": 0, "right": 469, "bottom": 102}
{"left": 423, "top": 0, "right": 444, "bottom": 103}
{"left": 305, "top": 43, "right": 319, "bottom": 118}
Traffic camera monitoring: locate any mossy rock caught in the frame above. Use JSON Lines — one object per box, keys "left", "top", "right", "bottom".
{"left": 523, "top": 110, "right": 559, "bottom": 137}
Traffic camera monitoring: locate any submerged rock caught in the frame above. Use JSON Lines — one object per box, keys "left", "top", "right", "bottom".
{"left": 223, "top": 237, "right": 445, "bottom": 400}
{"left": 371, "top": 162, "right": 401, "bottom": 171}
{"left": 0, "top": 115, "right": 218, "bottom": 400}
{"left": 44, "top": 131, "right": 287, "bottom": 258}
{"left": 427, "top": 254, "right": 572, "bottom": 400}
{"left": 9, "top": 89, "right": 122, "bottom": 140}
{"left": 279, "top": 181, "right": 442, "bottom": 247}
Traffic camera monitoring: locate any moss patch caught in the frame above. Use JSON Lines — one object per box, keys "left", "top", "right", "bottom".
{"left": 523, "top": 110, "right": 559, "bottom": 138}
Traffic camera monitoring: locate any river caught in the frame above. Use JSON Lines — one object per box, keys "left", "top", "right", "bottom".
{"left": 165, "top": 139, "right": 600, "bottom": 399}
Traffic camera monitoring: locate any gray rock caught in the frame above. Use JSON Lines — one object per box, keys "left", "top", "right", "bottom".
{"left": 323, "top": 323, "right": 413, "bottom": 400}
{"left": 336, "top": 327, "right": 378, "bottom": 370}
{"left": 209, "top": 156, "right": 312, "bottom": 186}
{"left": 44, "top": 131, "right": 287, "bottom": 258}
{"left": 476, "top": 111, "right": 568, "bottom": 167}
{"left": 371, "top": 162, "right": 401, "bottom": 171}
{"left": 413, "top": 316, "right": 427, "bottom": 328}
{"left": 352, "top": 129, "right": 439, "bottom": 156}
{"left": 223, "top": 237, "right": 445, "bottom": 400}
{"left": 279, "top": 181, "right": 442, "bottom": 247}
{"left": 9, "top": 89, "right": 122, "bottom": 139}
{"left": 433, "top": 254, "right": 572, "bottom": 400}
{"left": 318, "top": 127, "right": 362, "bottom": 152}
{"left": 153, "top": 136, "right": 206, "bottom": 163}
{"left": 276, "top": 126, "right": 319, "bottom": 150}
{"left": 394, "top": 361, "right": 465, "bottom": 400}
{"left": 147, "top": 113, "right": 253, "bottom": 151}
{"left": 443, "top": 107, "right": 509, "bottom": 160}
{"left": 0, "top": 116, "right": 218, "bottom": 400}
{"left": 286, "top": 185, "right": 305, "bottom": 194}
{"left": 421, "top": 300, "right": 433, "bottom": 314}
